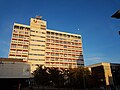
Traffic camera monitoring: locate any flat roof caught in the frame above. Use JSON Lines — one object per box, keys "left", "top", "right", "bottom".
{"left": 87, "top": 62, "right": 110, "bottom": 68}
{"left": 14, "top": 23, "right": 30, "bottom": 28}
{"left": 47, "top": 29, "right": 81, "bottom": 37}
{"left": 0, "top": 58, "right": 27, "bottom": 62}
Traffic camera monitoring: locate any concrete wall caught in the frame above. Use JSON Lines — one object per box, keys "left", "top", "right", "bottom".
{"left": 0, "top": 62, "right": 32, "bottom": 78}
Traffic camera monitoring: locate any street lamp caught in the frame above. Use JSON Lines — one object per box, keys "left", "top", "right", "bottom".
{"left": 111, "top": 10, "right": 120, "bottom": 36}
{"left": 111, "top": 10, "right": 120, "bottom": 19}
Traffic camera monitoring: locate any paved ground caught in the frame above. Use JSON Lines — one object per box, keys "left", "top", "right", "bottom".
{"left": 22, "top": 87, "right": 101, "bottom": 90}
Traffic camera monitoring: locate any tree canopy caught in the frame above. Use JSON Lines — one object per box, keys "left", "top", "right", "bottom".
{"left": 33, "top": 65, "right": 95, "bottom": 89}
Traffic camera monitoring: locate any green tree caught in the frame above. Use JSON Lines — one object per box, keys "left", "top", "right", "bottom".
{"left": 33, "top": 66, "right": 65, "bottom": 88}
{"left": 48, "top": 67, "right": 65, "bottom": 88}
{"left": 65, "top": 66, "right": 91, "bottom": 89}
{"left": 33, "top": 66, "right": 94, "bottom": 89}
{"left": 33, "top": 65, "right": 50, "bottom": 88}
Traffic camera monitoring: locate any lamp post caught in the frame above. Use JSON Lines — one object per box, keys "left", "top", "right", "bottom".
{"left": 111, "top": 10, "right": 120, "bottom": 35}
{"left": 111, "top": 10, "right": 120, "bottom": 19}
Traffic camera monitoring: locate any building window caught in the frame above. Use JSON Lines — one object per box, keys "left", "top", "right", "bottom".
{"left": 64, "top": 41, "right": 67, "bottom": 44}
{"left": 31, "top": 39, "right": 45, "bottom": 42}
{"left": 11, "top": 45, "right": 16, "bottom": 48}
{"left": 42, "top": 32, "right": 45, "bottom": 34}
{"left": 41, "top": 36, "right": 45, "bottom": 38}
{"left": 78, "top": 36, "right": 81, "bottom": 39}
{"left": 14, "top": 25, "right": 19, "bottom": 29}
{"left": 13, "top": 30, "right": 18, "bottom": 33}
{"left": 31, "top": 30, "right": 35, "bottom": 32}
{"left": 47, "top": 31, "right": 50, "bottom": 34}
{"left": 19, "top": 35, "right": 24, "bottom": 38}
{"left": 25, "top": 32, "right": 28, "bottom": 34}
{"left": 13, "top": 34, "right": 18, "bottom": 38}
{"left": 51, "top": 36, "right": 54, "bottom": 38}
{"left": 51, "top": 32, "right": 54, "bottom": 35}
{"left": 20, "top": 26, "right": 24, "bottom": 30}
{"left": 64, "top": 54, "right": 67, "bottom": 57}
{"left": 64, "top": 46, "right": 67, "bottom": 48}
{"left": 67, "top": 35, "right": 70, "bottom": 38}
{"left": 29, "top": 53, "right": 45, "bottom": 56}
{"left": 31, "top": 49, "right": 45, "bottom": 51}
{"left": 41, "top": 28, "right": 46, "bottom": 30}
{"left": 23, "top": 46, "right": 28, "bottom": 49}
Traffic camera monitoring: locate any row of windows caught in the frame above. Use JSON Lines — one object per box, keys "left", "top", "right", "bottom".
{"left": 46, "top": 44, "right": 67, "bottom": 48}
{"left": 12, "top": 40, "right": 29, "bottom": 44}
{"left": 47, "top": 31, "right": 81, "bottom": 39}
{"left": 45, "top": 62, "right": 76, "bottom": 66}
{"left": 10, "top": 50, "right": 28, "bottom": 53}
{"left": 46, "top": 53, "right": 81, "bottom": 58}
{"left": 47, "top": 36, "right": 81, "bottom": 42}
{"left": 47, "top": 48, "right": 82, "bottom": 52}
{"left": 29, "top": 59, "right": 45, "bottom": 61}
{"left": 31, "top": 49, "right": 45, "bottom": 51}
{"left": 10, "top": 51, "right": 28, "bottom": 54}
{"left": 46, "top": 40, "right": 81, "bottom": 45}
{"left": 41, "top": 25, "right": 46, "bottom": 30}
{"left": 11, "top": 45, "right": 28, "bottom": 49}
{"left": 14, "top": 25, "right": 30, "bottom": 31}
{"left": 46, "top": 47, "right": 82, "bottom": 51}
{"left": 30, "top": 30, "right": 46, "bottom": 34}
{"left": 13, "top": 35, "right": 29, "bottom": 39}
{"left": 30, "top": 44, "right": 45, "bottom": 47}
{"left": 47, "top": 58, "right": 83, "bottom": 62}
{"left": 77, "top": 64, "right": 84, "bottom": 66}
{"left": 12, "top": 38, "right": 29, "bottom": 42}
{"left": 9, "top": 54, "right": 27, "bottom": 57}
{"left": 13, "top": 30, "right": 29, "bottom": 35}
{"left": 46, "top": 58, "right": 77, "bottom": 62}
{"left": 29, "top": 53, "right": 45, "bottom": 56}
{"left": 41, "top": 25, "right": 46, "bottom": 27}
{"left": 46, "top": 51, "right": 82, "bottom": 55}
{"left": 41, "top": 28, "right": 46, "bottom": 30}
{"left": 31, "top": 39, "right": 45, "bottom": 42}
{"left": 46, "top": 44, "right": 81, "bottom": 49}
{"left": 30, "top": 24, "right": 46, "bottom": 30}
{"left": 30, "top": 35, "right": 45, "bottom": 38}
{"left": 10, "top": 49, "right": 28, "bottom": 51}
{"left": 46, "top": 48, "right": 82, "bottom": 52}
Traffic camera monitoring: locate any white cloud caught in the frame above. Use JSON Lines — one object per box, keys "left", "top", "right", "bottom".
{"left": 85, "top": 57, "right": 101, "bottom": 61}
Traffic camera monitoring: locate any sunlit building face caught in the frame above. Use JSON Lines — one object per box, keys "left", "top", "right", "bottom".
{"left": 9, "top": 16, "right": 84, "bottom": 72}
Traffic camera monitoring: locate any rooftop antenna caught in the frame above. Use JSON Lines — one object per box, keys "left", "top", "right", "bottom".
{"left": 36, "top": 15, "right": 42, "bottom": 20}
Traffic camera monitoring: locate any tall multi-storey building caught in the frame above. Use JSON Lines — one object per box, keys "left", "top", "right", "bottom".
{"left": 9, "top": 16, "right": 84, "bottom": 71}
{"left": 9, "top": 23, "right": 30, "bottom": 61}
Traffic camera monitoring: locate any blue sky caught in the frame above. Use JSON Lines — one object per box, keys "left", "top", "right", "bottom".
{"left": 0, "top": 0, "right": 120, "bottom": 66}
